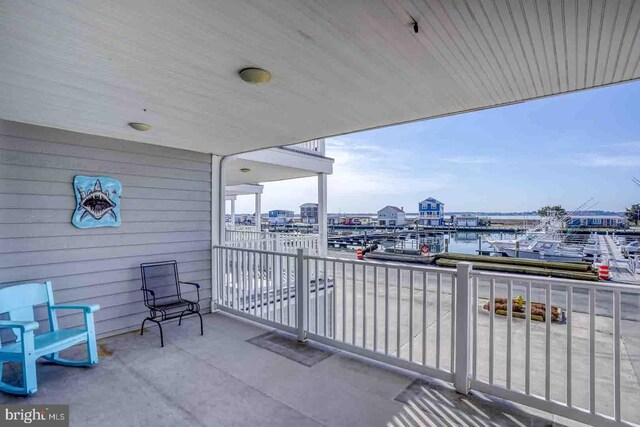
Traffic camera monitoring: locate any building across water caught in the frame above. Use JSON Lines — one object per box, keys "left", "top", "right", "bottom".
{"left": 454, "top": 214, "right": 480, "bottom": 227}
{"left": 268, "top": 209, "right": 294, "bottom": 225}
{"left": 300, "top": 203, "right": 318, "bottom": 224}
{"left": 377, "top": 205, "right": 406, "bottom": 226}
{"left": 567, "top": 214, "right": 626, "bottom": 228}
{"left": 419, "top": 197, "right": 445, "bottom": 226}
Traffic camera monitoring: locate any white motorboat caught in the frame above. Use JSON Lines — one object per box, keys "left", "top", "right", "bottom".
{"left": 501, "top": 240, "right": 586, "bottom": 262}
{"left": 486, "top": 209, "right": 602, "bottom": 261}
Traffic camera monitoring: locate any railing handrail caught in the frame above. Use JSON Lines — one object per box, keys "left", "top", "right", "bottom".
{"left": 303, "top": 253, "right": 457, "bottom": 274}
{"left": 471, "top": 269, "right": 640, "bottom": 292}
{"left": 213, "top": 244, "right": 292, "bottom": 257}
{"left": 217, "top": 243, "right": 458, "bottom": 274}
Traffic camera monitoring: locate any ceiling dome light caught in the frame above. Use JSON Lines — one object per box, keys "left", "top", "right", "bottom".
{"left": 239, "top": 68, "right": 272, "bottom": 84}
{"left": 240, "top": 168, "right": 251, "bottom": 173}
{"left": 128, "top": 122, "right": 151, "bottom": 131}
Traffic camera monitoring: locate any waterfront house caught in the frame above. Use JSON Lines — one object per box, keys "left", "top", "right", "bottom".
{"left": 419, "top": 198, "right": 445, "bottom": 226}
{"left": 455, "top": 214, "right": 479, "bottom": 228}
{"left": 377, "top": 206, "right": 406, "bottom": 226}
{"left": 327, "top": 213, "right": 341, "bottom": 225}
{"left": 268, "top": 209, "right": 294, "bottom": 226}
{"left": 1, "top": 3, "right": 638, "bottom": 426}
{"left": 568, "top": 214, "right": 626, "bottom": 228}
{"left": 300, "top": 203, "right": 318, "bottom": 224}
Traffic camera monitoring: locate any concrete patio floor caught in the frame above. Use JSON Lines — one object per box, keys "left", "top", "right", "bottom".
{"left": 0, "top": 312, "right": 588, "bottom": 426}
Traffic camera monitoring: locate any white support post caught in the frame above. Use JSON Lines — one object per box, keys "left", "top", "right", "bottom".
{"left": 255, "top": 193, "right": 262, "bottom": 232}
{"left": 318, "top": 172, "right": 328, "bottom": 257}
{"left": 296, "top": 248, "right": 309, "bottom": 342}
{"left": 230, "top": 198, "right": 236, "bottom": 226}
{"left": 454, "top": 262, "right": 472, "bottom": 394}
{"left": 211, "top": 155, "right": 224, "bottom": 312}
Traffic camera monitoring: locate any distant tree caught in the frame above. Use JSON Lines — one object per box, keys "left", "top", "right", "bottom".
{"left": 537, "top": 205, "right": 567, "bottom": 217}
{"left": 625, "top": 204, "right": 640, "bottom": 226}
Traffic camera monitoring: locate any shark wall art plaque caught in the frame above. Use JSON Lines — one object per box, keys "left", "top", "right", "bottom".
{"left": 72, "top": 175, "right": 122, "bottom": 228}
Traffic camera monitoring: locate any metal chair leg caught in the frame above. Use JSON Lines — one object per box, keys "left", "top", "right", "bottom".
{"left": 158, "top": 322, "right": 164, "bottom": 347}
{"left": 197, "top": 312, "right": 204, "bottom": 336}
{"left": 140, "top": 318, "right": 149, "bottom": 335}
{"left": 178, "top": 310, "right": 187, "bottom": 326}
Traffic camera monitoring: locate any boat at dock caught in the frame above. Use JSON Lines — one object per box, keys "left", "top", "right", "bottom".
{"left": 485, "top": 210, "right": 602, "bottom": 262}
{"left": 500, "top": 240, "right": 586, "bottom": 262}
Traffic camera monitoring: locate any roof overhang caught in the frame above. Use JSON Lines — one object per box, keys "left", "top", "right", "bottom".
{"left": 225, "top": 184, "right": 264, "bottom": 196}
{"left": 2, "top": 1, "right": 639, "bottom": 155}
{"left": 226, "top": 147, "right": 333, "bottom": 185}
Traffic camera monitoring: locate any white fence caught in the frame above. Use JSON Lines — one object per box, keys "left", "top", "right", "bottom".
{"left": 224, "top": 230, "right": 319, "bottom": 255}
{"left": 469, "top": 271, "right": 640, "bottom": 426}
{"left": 225, "top": 225, "right": 257, "bottom": 232}
{"left": 213, "top": 245, "right": 640, "bottom": 427}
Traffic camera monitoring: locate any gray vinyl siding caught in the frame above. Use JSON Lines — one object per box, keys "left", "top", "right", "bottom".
{"left": 0, "top": 120, "right": 212, "bottom": 338}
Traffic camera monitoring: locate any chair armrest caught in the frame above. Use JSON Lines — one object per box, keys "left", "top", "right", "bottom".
{"left": 179, "top": 281, "right": 200, "bottom": 288}
{"left": 0, "top": 320, "right": 39, "bottom": 332}
{"left": 141, "top": 289, "right": 156, "bottom": 306}
{"left": 179, "top": 281, "right": 201, "bottom": 303}
{"left": 50, "top": 304, "right": 100, "bottom": 313}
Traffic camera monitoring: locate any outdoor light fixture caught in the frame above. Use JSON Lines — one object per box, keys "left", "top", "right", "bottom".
{"left": 240, "top": 168, "right": 251, "bottom": 173}
{"left": 128, "top": 122, "right": 151, "bottom": 131}
{"left": 239, "top": 68, "right": 272, "bottom": 84}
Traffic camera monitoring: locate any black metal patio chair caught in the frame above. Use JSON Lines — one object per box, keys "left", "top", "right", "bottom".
{"left": 139, "top": 260, "right": 203, "bottom": 347}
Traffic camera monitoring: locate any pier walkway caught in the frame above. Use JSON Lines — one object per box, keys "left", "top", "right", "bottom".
{"left": 599, "top": 235, "right": 639, "bottom": 284}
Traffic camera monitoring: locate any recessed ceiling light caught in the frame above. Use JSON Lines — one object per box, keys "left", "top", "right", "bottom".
{"left": 240, "top": 168, "right": 251, "bottom": 173}
{"left": 128, "top": 122, "right": 151, "bottom": 131}
{"left": 239, "top": 68, "right": 272, "bottom": 84}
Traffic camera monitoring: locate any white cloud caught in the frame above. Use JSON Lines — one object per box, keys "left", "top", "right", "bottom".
{"left": 609, "top": 141, "right": 640, "bottom": 150}
{"left": 442, "top": 155, "right": 497, "bottom": 164}
{"left": 577, "top": 154, "right": 640, "bottom": 167}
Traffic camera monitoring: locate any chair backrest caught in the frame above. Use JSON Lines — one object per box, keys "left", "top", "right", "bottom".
{"left": 140, "top": 261, "right": 181, "bottom": 307}
{"left": 0, "top": 282, "right": 54, "bottom": 339}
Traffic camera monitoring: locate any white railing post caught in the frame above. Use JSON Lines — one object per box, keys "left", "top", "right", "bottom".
{"left": 454, "top": 262, "right": 472, "bottom": 394}
{"left": 296, "top": 248, "right": 309, "bottom": 342}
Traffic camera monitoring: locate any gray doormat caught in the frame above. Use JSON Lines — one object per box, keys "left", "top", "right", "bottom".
{"left": 247, "top": 332, "right": 337, "bottom": 367}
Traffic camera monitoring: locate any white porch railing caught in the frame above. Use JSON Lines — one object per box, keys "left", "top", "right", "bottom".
{"left": 225, "top": 230, "right": 319, "bottom": 255}
{"left": 225, "top": 225, "right": 258, "bottom": 232}
{"left": 287, "top": 139, "right": 326, "bottom": 156}
{"left": 469, "top": 271, "right": 640, "bottom": 426}
{"left": 214, "top": 245, "right": 457, "bottom": 383}
{"left": 213, "top": 245, "right": 640, "bottom": 427}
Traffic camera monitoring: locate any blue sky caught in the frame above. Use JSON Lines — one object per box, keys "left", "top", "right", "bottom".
{"left": 235, "top": 80, "right": 640, "bottom": 214}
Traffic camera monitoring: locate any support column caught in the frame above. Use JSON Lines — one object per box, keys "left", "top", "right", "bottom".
{"left": 317, "top": 172, "right": 328, "bottom": 257}
{"left": 211, "top": 155, "right": 224, "bottom": 312}
{"left": 230, "top": 198, "right": 236, "bottom": 226}
{"left": 255, "top": 193, "right": 262, "bottom": 232}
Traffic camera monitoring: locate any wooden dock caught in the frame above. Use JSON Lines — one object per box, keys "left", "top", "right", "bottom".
{"left": 599, "top": 235, "right": 640, "bottom": 284}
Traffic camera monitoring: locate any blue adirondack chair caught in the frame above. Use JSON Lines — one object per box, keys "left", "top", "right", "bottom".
{"left": 0, "top": 281, "right": 100, "bottom": 395}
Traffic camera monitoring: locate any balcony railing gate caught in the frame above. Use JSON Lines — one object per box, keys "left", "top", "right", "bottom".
{"left": 213, "top": 245, "right": 640, "bottom": 427}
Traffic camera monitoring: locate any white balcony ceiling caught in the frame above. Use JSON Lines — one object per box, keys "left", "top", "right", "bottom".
{"left": 1, "top": 1, "right": 639, "bottom": 155}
